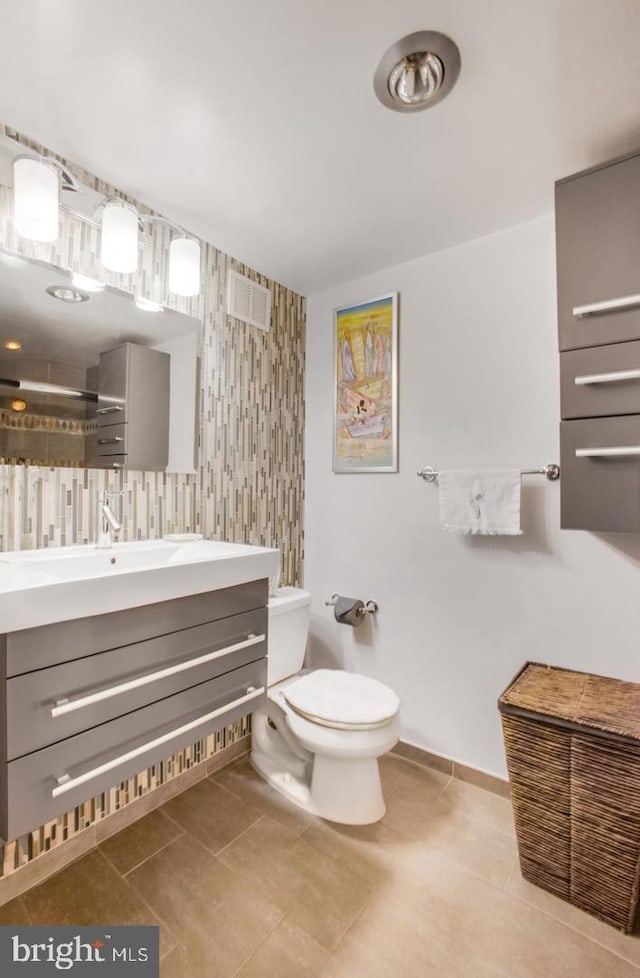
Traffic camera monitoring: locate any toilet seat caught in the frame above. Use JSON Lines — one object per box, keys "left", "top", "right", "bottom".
{"left": 281, "top": 669, "right": 400, "bottom": 731}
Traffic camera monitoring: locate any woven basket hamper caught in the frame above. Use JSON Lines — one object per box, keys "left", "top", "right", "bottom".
{"left": 499, "top": 662, "right": 640, "bottom": 933}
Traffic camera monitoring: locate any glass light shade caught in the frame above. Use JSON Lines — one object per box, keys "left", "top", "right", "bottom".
{"left": 101, "top": 201, "right": 139, "bottom": 273}
{"left": 12, "top": 157, "right": 59, "bottom": 241}
{"left": 168, "top": 237, "right": 201, "bottom": 296}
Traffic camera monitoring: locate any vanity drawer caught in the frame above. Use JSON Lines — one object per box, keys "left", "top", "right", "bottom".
{"left": 86, "top": 423, "right": 128, "bottom": 456}
{"left": 560, "top": 341, "right": 640, "bottom": 419}
{"left": 5, "top": 581, "right": 268, "bottom": 675}
{"left": 6, "top": 607, "right": 267, "bottom": 760}
{"left": 556, "top": 152, "right": 640, "bottom": 351}
{"left": 560, "top": 416, "right": 640, "bottom": 530}
{"left": 2, "top": 658, "right": 266, "bottom": 840}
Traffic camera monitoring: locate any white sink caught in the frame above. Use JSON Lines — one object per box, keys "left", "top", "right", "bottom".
{"left": 0, "top": 539, "right": 280, "bottom": 632}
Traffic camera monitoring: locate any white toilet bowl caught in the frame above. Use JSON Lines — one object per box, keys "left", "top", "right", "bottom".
{"left": 250, "top": 587, "right": 400, "bottom": 825}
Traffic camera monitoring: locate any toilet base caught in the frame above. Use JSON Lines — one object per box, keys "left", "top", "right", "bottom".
{"left": 250, "top": 748, "right": 386, "bottom": 825}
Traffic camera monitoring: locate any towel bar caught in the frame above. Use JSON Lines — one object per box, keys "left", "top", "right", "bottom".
{"left": 416, "top": 464, "right": 560, "bottom": 483}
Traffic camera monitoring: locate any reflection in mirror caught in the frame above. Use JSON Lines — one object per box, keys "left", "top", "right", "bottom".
{"left": 0, "top": 252, "right": 200, "bottom": 472}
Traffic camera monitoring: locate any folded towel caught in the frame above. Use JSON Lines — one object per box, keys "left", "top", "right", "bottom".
{"left": 438, "top": 470, "right": 522, "bottom": 535}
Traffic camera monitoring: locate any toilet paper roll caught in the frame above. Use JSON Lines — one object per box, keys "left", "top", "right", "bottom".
{"left": 334, "top": 596, "right": 365, "bottom": 627}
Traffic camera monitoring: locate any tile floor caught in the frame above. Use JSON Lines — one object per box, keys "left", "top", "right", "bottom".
{"left": 2, "top": 753, "right": 640, "bottom": 977}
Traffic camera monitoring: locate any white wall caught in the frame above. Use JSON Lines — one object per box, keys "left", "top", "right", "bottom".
{"left": 305, "top": 214, "right": 640, "bottom": 778}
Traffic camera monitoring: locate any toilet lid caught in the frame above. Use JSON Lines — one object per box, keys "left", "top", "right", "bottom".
{"left": 282, "top": 669, "right": 400, "bottom": 730}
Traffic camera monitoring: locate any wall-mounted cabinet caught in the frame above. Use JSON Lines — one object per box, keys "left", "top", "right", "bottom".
{"left": 556, "top": 148, "right": 640, "bottom": 531}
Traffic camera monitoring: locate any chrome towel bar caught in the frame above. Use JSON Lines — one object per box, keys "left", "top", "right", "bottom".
{"left": 417, "top": 464, "right": 560, "bottom": 482}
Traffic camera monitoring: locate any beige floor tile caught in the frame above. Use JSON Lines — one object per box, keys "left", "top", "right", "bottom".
{"left": 436, "top": 777, "right": 516, "bottom": 837}
{"left": 236, "top": 919, "right": 337, "bottom": 978}
{"left": 217, "top": 814, "right": 316, "bottom": 911}
{"left": 282, "top": 841, "right": 375, "bottom": 951}
{"left": 161, "top": 777, "right": 262, "bottom": 854}
{"left": 127, "top": 834, "right": 283, "bottom": 978}
{"left": 506, "top": 861, "right": 640, "bottom": 969}
{"left": 378, "top": 753, "right": 451, "bottom": 795}
{"left": 21, "top": 849, "right": 175, "bottom": 958}
{"left": 0, "top": 897, "right": 30, "bottom": 925}
{"left": 99, "top": 809, "right": 184, "bottom": 875}
{"left": 212, "top": 757, "right": 317, "bottom": 835}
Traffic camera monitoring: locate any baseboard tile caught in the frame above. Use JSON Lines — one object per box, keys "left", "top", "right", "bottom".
{"left": 392, "top": 741, "right": 510, "bottom": 799}
{"left": 0, "top": 738, "right": 250, "bottom": 909}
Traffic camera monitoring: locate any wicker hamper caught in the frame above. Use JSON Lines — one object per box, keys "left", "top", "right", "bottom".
{"left": 499, "top": 662, "right": 640, "bottom": 933}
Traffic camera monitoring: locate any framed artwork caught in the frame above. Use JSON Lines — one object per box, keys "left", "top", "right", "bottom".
{"left": 333, "top": 292, "right": 398, "bottom": 473}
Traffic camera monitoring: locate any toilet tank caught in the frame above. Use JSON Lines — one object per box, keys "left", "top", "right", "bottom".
{"left": 267, "top": 586, "right": 312, "bottom": 685}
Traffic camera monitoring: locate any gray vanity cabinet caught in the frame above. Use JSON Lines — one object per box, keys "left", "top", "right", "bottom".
{"left": 0, "top": 580, "right": 268, "bottom": 840}
{"left": 556, "top": 149, "right": 640, "bottom": 530}
{"left": 87, "top": 342, "right": 170, "bottom": 470}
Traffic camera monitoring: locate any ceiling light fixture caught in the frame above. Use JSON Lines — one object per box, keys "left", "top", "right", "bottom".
{"left": 2, "top": 340, "right": 22, "bottom": 351}
{"left": 374, "top": 31, "right": 461, "bottom": 113}
{"left": 101, "top": 199, "right": 139, "bottom": 274}
{"left": 168, "top": 236, "right": 201, "bottom": 297}
{"left": 46, "top": 285, "right": 90, "bottom": 304}
{"left": 71, "top": 273, "right": 105, "bottom": 293}
{"left": 12, "top": 156, "right": 60, "bottom": 241}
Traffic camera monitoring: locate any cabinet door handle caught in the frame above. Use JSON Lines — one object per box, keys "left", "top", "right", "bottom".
{"left": 96, "top": 405, "right": 124, "bottom": 415}
{"left": 573, "top": 293, "right": 640, "bottom": 318}
{"left": 50, "top": 632, "right": 265, "bottom": 718}
{"left": 574, "top": 368, "right": 640, "bottom": 386}
{"left": 575, "top": 446, "right": 640, "bottom": 458}
{"left": 97, "top": 437, "right": 124, "bottom": 444}
{"left": 51, "top": 685, "right": 265, "bottom": 798}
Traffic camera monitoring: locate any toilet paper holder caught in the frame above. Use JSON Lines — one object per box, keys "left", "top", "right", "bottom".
{"left": 325, "top": 594, "right": 378, "bottom": 615}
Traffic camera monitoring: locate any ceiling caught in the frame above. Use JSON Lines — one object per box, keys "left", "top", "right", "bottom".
{"left": 0, "top": 0, "right": 638, "bottom": 296}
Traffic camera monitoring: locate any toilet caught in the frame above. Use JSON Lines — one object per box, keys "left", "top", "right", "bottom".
{"left": 250, "top": 586, "right": 400, "bottom": 824}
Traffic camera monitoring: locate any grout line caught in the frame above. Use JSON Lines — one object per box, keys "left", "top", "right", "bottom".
{"left": 117, "top": 831, "right": 186, "bottom": 879}
{"left": 215, "top": 814, "right": 266, "bottom": 860}
{"left": 228, "top": 908, "right": 286, "bottom": 978}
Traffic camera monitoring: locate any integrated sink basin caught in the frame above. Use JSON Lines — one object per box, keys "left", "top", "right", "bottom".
{"left": 0, "top": 539, "right": 280, "bottom": 632}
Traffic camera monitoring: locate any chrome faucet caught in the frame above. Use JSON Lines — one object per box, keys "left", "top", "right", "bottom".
{"left": 96, "top": 490, "right": 122, "bottom": 549}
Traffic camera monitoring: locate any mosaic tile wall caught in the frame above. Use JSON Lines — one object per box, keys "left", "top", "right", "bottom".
{"left": 0, "top": 127, "right": 306, "bottom": 877}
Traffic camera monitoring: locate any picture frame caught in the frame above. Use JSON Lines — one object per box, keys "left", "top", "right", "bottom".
{"left": 333, "top": 292, "right": 398, "bottom": 473}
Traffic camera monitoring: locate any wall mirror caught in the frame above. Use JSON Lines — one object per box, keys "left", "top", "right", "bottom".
{"left": 0, "top": 251, "right": 200, "bottom": 472}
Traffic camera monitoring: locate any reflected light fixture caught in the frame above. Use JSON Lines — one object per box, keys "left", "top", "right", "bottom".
{"left": 12, "top": 156, "right": 60, "bottom": 241}
{"left": 101, "top": 200, "right": 139, "bottom": 274}
{"left": 168, "top": 236, "right": 201, "bottom": 297}
{"left": 2, "top": 339, "right": 22, "bottom": 351}
{"left": 72, "top": 273, "right": 105, "bottom": 293}
{"left": 10, "top": 399, "right": 27, "bottom": 412}
{"left": 134, "top": 296, "right": 163, "bottom": 312}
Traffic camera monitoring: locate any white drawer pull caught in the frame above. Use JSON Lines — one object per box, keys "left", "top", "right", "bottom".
{"left": 573, "top": 294, "right": 640, "bottom": 318}
{"left": 575, "top": 446, "right": 640, "bottom": 458}
{"left": 575, "top": 368, "right": 640, "bottom": 386}
{"left": 51, "top": 685, "right": 265, "bottom": 798}
{"left": 51, "top": 632, "right": 265, "bottom": 718}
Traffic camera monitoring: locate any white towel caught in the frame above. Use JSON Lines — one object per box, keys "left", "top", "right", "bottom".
{"left": 438, "top": 470, "right": 522, "bottom": 535}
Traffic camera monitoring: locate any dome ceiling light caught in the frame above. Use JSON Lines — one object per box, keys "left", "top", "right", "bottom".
{"left": 374, "top": 31, "right": 461, "bottom": 113}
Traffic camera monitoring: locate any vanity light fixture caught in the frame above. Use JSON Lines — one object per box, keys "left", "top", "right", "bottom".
{"left": 168, "top": 236, "right": 201, "bottom": 297}
{"left": 134, "top": 296, "right": 164, "bottom": 312}
{"left": 9, "top": 398, "right": 27, "bottom": 412}
{"left": 12, "top": 156, "right": 60, "bottom": 241}
{"left": 71, "top": 273, "right": 105, "bottom": 293}
{"left": 101, "top": 199, "right": 139, "bottom": 274}
{"left": 2, "top": 340, "right": 22, "bottom": 351}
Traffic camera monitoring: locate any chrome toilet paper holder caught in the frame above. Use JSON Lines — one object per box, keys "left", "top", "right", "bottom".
{"left": 325, "top": 594, "right": 378, "bottom": 615}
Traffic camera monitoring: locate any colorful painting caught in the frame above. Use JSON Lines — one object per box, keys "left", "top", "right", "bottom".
{"left": 334, "top": 292, "right": 398, "bottom": 472}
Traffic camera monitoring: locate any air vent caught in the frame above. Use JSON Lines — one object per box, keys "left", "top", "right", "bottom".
{"left": 227, "top": 269, "right": 272, "bottom": 331}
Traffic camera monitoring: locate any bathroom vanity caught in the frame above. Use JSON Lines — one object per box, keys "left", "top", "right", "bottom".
{"left": 0, "top": 539, "right": 279, "bottom": 839}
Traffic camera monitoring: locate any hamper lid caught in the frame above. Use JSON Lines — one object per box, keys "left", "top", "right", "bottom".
{"left": 499, "top": 662, "right": 640, "bottom": 744}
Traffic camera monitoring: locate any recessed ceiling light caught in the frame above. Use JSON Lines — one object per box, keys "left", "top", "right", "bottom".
{"left": 2, "top": 339, "right": 22, "bottom": 351}
{"left": 72, "top": 273, "right": 105, "bottom": 293}
{"left": 10, "top": 398, "right": 27, "bottom": 412}
{"left": 374, "top": 31, "right": 461, "bottom": 113}
{"left": 46, "top": 285, "right": 90, "bottom": 304}
{"left": 135, "top": 296, "right": 163, "bottom": 312}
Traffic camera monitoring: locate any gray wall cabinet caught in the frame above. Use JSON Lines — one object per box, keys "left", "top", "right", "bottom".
{"left": 0, "top": 580, "right": 268, "bottom": 840}
{"left": 556, "top": 149, "right": 640, "bottom": 530}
